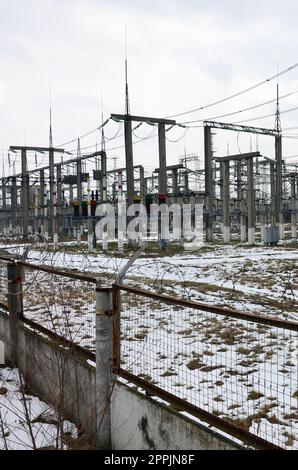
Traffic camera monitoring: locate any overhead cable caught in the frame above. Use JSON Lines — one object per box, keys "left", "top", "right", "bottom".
{"left": 165, "top": 61, "right": 298, "bottom": 119}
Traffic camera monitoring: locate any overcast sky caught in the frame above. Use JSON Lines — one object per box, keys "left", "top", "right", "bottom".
{"left": 1, "top": 0, "right": 298, "bottom": 175}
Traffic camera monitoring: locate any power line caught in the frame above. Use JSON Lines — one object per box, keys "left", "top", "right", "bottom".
{"left": 283, "top": 125, "right": 298, "bottom": 131}
{"left": 165, "top": 61, "right": 298, "bottom": 119}
{"left": 233, "top": 104, "right": 298, "bottom": 124}
{"left": 179, "top": 88, "right": 298, "bottom": 125}
{"left": 166, "top": 128, "right": 189, "bottom": 143}
{"left": 52, "top": 63, "right": 298, "bottom": 150}
{"left": 57, "top": 118, "right": 110, "bottom": 148}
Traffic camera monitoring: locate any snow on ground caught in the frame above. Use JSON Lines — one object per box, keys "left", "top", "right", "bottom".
{"left": 0, "top": 367, "right": 77, "bottom": 450}
{"left": 17, "top": 242, "right": 298, "bottom": 321}
{"left": 119, "top": 293, "right": 298, "bottom": 449}
{"left": 0, "top": 241, "right": 297, "bottom": 449}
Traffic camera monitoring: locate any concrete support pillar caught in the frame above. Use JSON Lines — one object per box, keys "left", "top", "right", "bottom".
{"left": 270, "top": 163, "right": 276, "bottom": 226}
{"left": 76, "top": 160, "right": 82, "bottom": 217}
{"left": 56, "top": 164, "right": 63, "bottom": 235}
{"left": 87, "top": 177, "right": 93, "bottom": 251}
{"left": 144, "top": 178, "right": 148, "bottom": 199}
{"left": 2, "top": 182, "right": 7, "bottom": 234}
{"left": 53, "top": 182, "right": 58, "bottom": 249}
{"left": 219, "top": 163, "right": 224, "bottom": 202}
{"left": 158, "top": 123, "right": 168, "bottom": 251}
{"left": 291, "top": 176, "right": 297, "bottom": 241}
{"left": 158, "top": 202, "right": 168, "bottom": 251}
{"left": 247, "top": 157, "right": 255, "bottom": 245}
{"left": 44, "top": 179, "right": 49, "bottom": 242}
{"left": 100, "top": 152, "right": 107, "bottom": 203}
{"left": 184, "top": 171, "right": 189, "bottom": 194}
{"left": 111, "top": 181, "right": 116, "bottom": 203}
{"left": 240, "top": 200, "right": 247, "bottom": 242}
{"left": 69, "top": 184, "right": 73, "bottom": 203}
{"left": 101, "top": 152, "right": 108, "bottom": 251}
{"left": 7, "top": 263, "right": 23, "bottom": 366}
{"left": 172, "top": 169, "right": 178, "bottom": 196}
{"left": 139, "top": 166, "right": 145, "bottom": 204}
{"left": 96, "top": 287, "right": 113, "bottom": 449}
{"left": 117, "top": 171, "right": 124, "bottom": 254}
{"left": 124, "top": 118, "right": 135, "bottom": 248}
{"left": 275, "top": 134, "right": 284, "bottom": 239}
{"left": 39, "top": 169, "right": 45, "bottom": 234}
{"left": 158, "top": 123, "right": 167, "bottom": 196}
{"left": 239, "top": 164, "right": 247, "bottom": 243}
{"left": 204, "top": 126, "right": 213, "bottom": 242}
{"left": 34, "top": 187, "right": 39, "bottom": 235}
{"left": 124, "top": 118, "right": 134, "bottom": 207}
{"left": 49, "top": 147, "right": 55, "bottom": 239}
{"left": 222, "top": 160, "right": 230, "bottom": 243}
{"left": 11, "top": 177, "right": 17, "bottom": 235}
{"left": 76, "top": 160, "right": 83, "bottom": 244}
{"left": 21, "top": 149, "right": 29, "bottom": 239}
{"left": 260, "top": 199, "right": 266, "bottom": 242}
{"left": 236, "top": 161, "right": 242, "bottom": 236}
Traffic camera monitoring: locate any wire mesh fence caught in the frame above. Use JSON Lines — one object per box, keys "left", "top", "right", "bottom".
{"left": 0, "top": 258, "right": 8, "bottom": 308}
{"left": 20, "top": 263, "right": 97, "bottom": 353}
{"left": 116, "top": 285, "right": 298, "bottom": 450}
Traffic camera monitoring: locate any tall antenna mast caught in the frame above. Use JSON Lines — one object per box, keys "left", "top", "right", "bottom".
{"left": 49, "top": 84, "right": 53, "bottom": 147}
{"left": 275, "top": 63, "right": 281, "bottom": 133}
{"left": 101, "top": 90, "right": 106, "bottom": 152}
{"left": 125, "top": 24, "right": 130, "bottom": 115}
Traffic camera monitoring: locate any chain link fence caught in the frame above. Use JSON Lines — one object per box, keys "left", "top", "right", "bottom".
{"left": 115, "top": 285, "right": 298, "bottom": 450}
{"left": 20, "top": 262, "right": 97, "bottom": 353}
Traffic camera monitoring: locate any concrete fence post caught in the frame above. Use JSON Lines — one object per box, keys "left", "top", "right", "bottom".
{"left": 95, "top": 286, "right": 113, "bottom": 449}
{"left": 7, "top": 262, "right": 23, "bottom": 366}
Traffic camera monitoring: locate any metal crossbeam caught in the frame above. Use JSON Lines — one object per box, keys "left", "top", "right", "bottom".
{"left": 204, "top": 120, "right": 280, "bottom": 137}
{"left": 10, "top": 146, "right": 65, "bottom": 153}
{"left": 111, "top": 113, "right": 176, "bottom": 126}
{"left": 215, "top": 151, "right": 261, "bottom": 162}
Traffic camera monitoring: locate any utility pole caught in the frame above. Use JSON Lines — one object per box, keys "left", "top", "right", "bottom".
{"left": 288, "top": 173, "right": 297, "bottom": 241}
{"left": 87, "top": 174, "right": 93, "bottom": 251}
{"left": 204, "top": 125, "right": 213, "bottom": 242}
{"left": 217, "top": 152, "right": 259, "bottom": 245}
{"left": 39, "top": 169, "right": 45, "bottom": 236}
{"left": 56, "top": 164, "right": 63, "bottom": 235}
{"left": 76, "top": 139, "right": 83, "bottom": 243}
{"left": 112, "top": 156, "right": 119, "bottom": 202}
{"left": 139, "top": 166, "right": 145, "bottom": 204}
{"left": 158, "top": 123, "right": 167, "bottom": 196}
{"left": 21, "top": 149, "right": 29, "bottom": 240}
{"left": 2, "top": 178, "right": 7, "bottom": 235}
{"left": 222, "top": 160, "right": 230, "bottom": 243}
{"left": 100, "top": 113, "right": 108, "bottom": 251}
{"left": 117, "top": 170, "right": 124, "bottom": 253}
{"left": 274, "top": 84, "right": 284, "bottom": 239}
{"left": 10, "top": 146, "right": 65, "bottom": 241}
{"left": 124, "top": 116, "right": 134, "bottom": 246}
{"left": 172, "top": 168, "right": 179, "bottom": 196}
{"left": 247, "top": 157, "right": 255, "bottom": 245}
{"left": 111, "top": 113, "right": 176, "bottom": 250}
{"left": 270, "top": 162, "right": 276, "bottom": 226}
{"left": 11, "top": 176, "right": 17, "bottom": 235}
